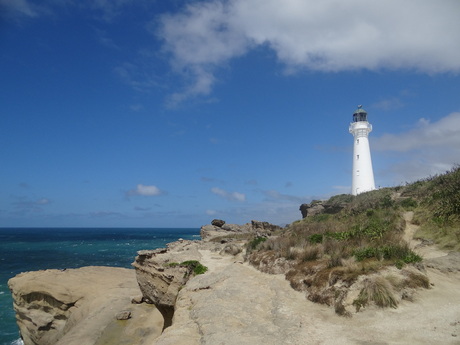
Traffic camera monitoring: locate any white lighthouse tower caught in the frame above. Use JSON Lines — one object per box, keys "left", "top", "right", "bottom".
{"left": 349, "top": 105, "right": 375, "bottom": 195}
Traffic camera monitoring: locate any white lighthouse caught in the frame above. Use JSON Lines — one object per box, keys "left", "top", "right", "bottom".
{"left": 349, "top": 105, "right": 375, "bottom": 195}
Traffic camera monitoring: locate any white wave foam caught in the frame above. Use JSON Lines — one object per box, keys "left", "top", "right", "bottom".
{"left": 11, "top": 339, "right": 24, "bottom": 345}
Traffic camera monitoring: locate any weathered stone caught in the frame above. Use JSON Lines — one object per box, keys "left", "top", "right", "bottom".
{"left": 116, "top": 310, "right": 132, "bottom": 320}
{"left": 132, "top": 241, "right": 203, "bottom": 329}
{"left": 221, "top": 223, "right": 243, "bottom": 231}
{"left": 200, "top": 224, "right": 222, "bottom": 240}
{"left": 131, "top": 295, "right": 143, "bottom": 304}
{"left": 211, "top": 219, "right": 225, "bottom": 227}
{"left": 8, "top": 267, "right": 163, "bottom": 345}
{"left": 300, "top": 200, "right": 347, "bottom": 218}
{"left": 251, "top": 220, "right": 282, "bottom": 233}
{"left": 219, "top": 243, "right": 243, "bottom": 256}
{"left": 299, "top": 201, "right": 325, "bottom": 218}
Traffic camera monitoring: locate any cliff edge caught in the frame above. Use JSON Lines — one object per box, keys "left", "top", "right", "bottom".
{"left": 8, "top": 266, "right": 163, "bottom": 345}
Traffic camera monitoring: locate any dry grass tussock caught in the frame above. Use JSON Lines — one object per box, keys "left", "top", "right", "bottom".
{"left": 352, "top": 276, "right": 398, "bottom": 311}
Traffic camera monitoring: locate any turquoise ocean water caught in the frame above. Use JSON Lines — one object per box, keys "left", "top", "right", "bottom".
{"left": 0, "top": 227, "right": 200, "bottom": 345}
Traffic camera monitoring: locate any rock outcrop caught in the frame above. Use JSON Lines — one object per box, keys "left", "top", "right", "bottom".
{"left": 132, "top": 242, "right": 203, "bottom": 329}
{"left": 132, "top": 234, "right": 250, "bottom": 330}
{"left": 200, "top": 219, "right": 282, "bottom": 240}
{"left": 8, "top": 266, "right": 163, "bottom": 345}
{"left": 300, "top": 200, "right": 346, "bottom": 218}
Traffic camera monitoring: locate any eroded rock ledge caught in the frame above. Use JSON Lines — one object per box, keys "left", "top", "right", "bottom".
{"left": 132, "top": 220, "right": 274, "bottom": 329}
{"left": 8, "top": 266, "right": 163, "bottom": 345}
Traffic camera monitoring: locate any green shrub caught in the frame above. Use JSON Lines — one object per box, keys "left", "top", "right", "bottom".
{"left": 353, "top": 247, "right": 378, "bottom": 261}
{"left": 353, "top": 244, "right": 422, "bottom": 265}
{"left": 308, "top": 233, "right": 323, "bottom": 244}
{"left": 311, "top": 214, "right": 330, "bottom": 222}
{"left": 398, "top": 197, "right": 418, "bottom": 209}
{"left": 247, "top": 237, "right": 267, "bottom": 250}
{"left": 326, "top": 194, "right": 354, "bottom": 205}
{"left": 180, "top": 260, "right": 208, "bottom": 275}
{"left": 166, "top": 262, "right": 180, "bottom": 268}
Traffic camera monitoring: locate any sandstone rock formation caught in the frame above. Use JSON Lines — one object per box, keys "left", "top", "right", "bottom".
{"left": 8, "top": 266, "right": 163, "bottom": 345}
{"left": 132, "top": 235, "right": 249, "bottom": 330}
{"left": 132, "top": 244, "right": 202, "bottom": 329}
{"left": 299, "top": 200, "right": 346, "bottom": 218}
{"left": 200, "top": 219, "right": 282, "bottom": 240}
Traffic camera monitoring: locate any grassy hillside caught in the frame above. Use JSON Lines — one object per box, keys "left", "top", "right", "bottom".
{"left": 402, "top": 166, "right": 460, "bottom": 250}
{"left": 245, "top": 166, "right": 459, "bottom": 314}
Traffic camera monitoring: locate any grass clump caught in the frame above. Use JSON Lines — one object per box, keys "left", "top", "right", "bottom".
{"left": 166, "top": 260, "right": 208, "bottom": 275}
{"left": 180, "top": 260, "right": 208, "bottom": 275}
{"left": 247, "top": 236, "right": 267, "bottom": 251}
{"left": 353, "top": 276, "right": 398, "bottom": 311}
{"left": 353, "top": 244, "right": 422, "bottom": 268}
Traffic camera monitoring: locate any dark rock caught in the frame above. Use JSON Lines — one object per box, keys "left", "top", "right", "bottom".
{"left": 300, "top": 199, "right": 347, "bottom": 218}
{"left": 299, "top": 201, "right": 325, "bottom": 218}
{"left": 116, "top": 310, "right": 132, "bottom": 320}
{"left": 251, "top": 220, "right": 281, "bottom": 232}
{"left": 211, "top": 219, "right": 226, "bottom": 227}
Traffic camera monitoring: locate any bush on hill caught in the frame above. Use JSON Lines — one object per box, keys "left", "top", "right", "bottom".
{"left": 245, "top": 166, "right": 460, "bottom": 313}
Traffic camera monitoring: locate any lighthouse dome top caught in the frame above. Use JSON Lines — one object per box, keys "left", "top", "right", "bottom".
{"left": 353, "top": 105, "right": 368, "bottom": 122}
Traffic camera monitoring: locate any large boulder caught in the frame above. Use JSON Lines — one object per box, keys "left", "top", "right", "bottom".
{"left": 8, "top": 266, "right": 163, "bottom": 345}
{"left": 211, "top": 219, "right": 225, "bottom": 227}
{"left": 132, "top": 241, "right": 202, "bottom": 329}
{"left": 200, "top": 220, "right": 281, "bottom": 241}
{"left": 300, "top": 201, "right": 325, "bottom": 218}
{"left": 299, "top": 201, "right": 346, "bottom": 218}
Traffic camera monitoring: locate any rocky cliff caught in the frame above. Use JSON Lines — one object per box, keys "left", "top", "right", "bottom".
{"left": 8, "top": 266, "right": 163, "bottom": 345}
{"left": 131, "top": 220, "right": 273, "bottom": 330}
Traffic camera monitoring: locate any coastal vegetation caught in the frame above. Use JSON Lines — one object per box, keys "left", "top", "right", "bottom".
{"left": 245, "top": 166, "right": 460, "bottom": 313}
{"left": 166, "top": 260, "right": 208, "bottom": 275}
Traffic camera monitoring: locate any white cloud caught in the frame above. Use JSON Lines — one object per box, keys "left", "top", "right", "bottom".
{"left": 157, "top": 0, "right": 460, "bottom": 103}
{"left": 211, "top": 187, "right": 246, "bottom": 202}
{"left": 11, "top": 197, "right": 51, "bottom": 214}
{"left": 36, "top": 198, "right": 50, "bottom": 205}
{"left": 262, "top": 190, "right": 304, "bottom": 203}
{"left": 127, "top": 184, "right": 163, "bottom": 197}
{"left": 206, "top": 209, "right": 217, "bottom": 215}
{"left": 0, "top": 0, "right": 39, "bottom": 18}
{"left": 373, "top": 112, "right": 460, "bottom": 184}
{"left": 372, "top": 97, "right": 404, "bottom": 111}
{"left": 373, "top": 112, "right": 460, "bottom": 152}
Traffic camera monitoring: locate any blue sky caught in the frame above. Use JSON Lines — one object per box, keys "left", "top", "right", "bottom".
{"left": 1, "top": 0, "right": 459, "bottom": 228}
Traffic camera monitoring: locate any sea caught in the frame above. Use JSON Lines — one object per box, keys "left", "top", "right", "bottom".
{"left": 0, "top": 227, "right": 200, "bottom": 345}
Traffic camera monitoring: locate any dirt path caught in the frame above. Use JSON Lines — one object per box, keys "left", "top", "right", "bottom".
{"left": 403, "top": 211, "right": 448, "bottom": 259}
